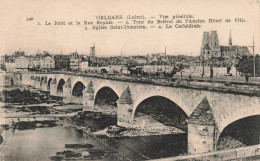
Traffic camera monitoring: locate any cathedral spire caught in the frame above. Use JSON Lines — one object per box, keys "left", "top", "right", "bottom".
{"left": 229, "top": 29, "right": 232, "bottom": 46}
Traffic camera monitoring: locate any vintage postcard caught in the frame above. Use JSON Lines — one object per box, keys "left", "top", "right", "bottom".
{"left": 0, "top": 0, "right": 259, "bottom": 160}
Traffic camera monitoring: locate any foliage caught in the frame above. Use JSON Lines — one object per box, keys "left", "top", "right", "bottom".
{"left": 178, "top": 63, "right": 184, "bottom": 71}
{"left": 0, "top": 64, "right": 6, "bottom": 71}
{"left": 235, "top": 56, "right": 254, "bottom": 76}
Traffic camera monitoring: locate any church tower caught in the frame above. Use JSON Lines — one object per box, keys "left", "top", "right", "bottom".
{"left": 201, "top": 32, "right": 210, "bottom": 57}
{"left": 209, "top": 31, "right": 219, "bottom": 48}
{"left": 202, "top": 32, "right": 210, "bottom": 48}
{"left": 229, "top": 30, "right": 232, "bottom": 46}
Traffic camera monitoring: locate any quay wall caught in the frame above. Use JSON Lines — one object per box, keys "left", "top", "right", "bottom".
{"left": 151, "top": 144, "right": 260, "bottom": 161}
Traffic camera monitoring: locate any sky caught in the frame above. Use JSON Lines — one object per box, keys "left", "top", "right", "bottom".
{"left": 0, "top": 0, "right": 259, "bottom": 57}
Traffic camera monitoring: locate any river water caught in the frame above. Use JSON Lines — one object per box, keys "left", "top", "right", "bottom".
{"left": 0, "top": 105, "right": 187, "bottom": 161}
{"left": 1, "top": 119, "right": 187, "bottom": 161}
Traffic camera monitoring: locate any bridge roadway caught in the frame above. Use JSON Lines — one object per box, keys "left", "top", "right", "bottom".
{"left": 18, "top": 71, "right": 260, "bottom": 155}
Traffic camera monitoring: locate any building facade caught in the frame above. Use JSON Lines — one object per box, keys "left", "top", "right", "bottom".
{"left": 15, "top": 56, "right": 30, "bottom": 72}
{"left": 70, "top": 52, "right": 83, "bottom": 71}
{"left": 29, "top": 56, "right": 41, "bottom": 71}
{"left": 5, "top": 62, "right": 16, "bottom": 72}
{"left": 81, "top": 61, "right": 89, "bottom": 72}
{"left": 143, "top": 61, "right": 173, "bottom": 73}
{"left": 4, "top": 55, "right": 15, "bottom": 72}
{"left": 40, "top": 55, "right": 55, "bottom": 71}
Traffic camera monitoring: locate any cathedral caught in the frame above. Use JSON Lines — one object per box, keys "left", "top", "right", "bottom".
{"left": 200, "top": 30, "right": 250, "bottom": 60}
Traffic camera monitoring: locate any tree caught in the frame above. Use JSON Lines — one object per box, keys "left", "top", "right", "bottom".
{"left": 178, "top": 63, "right": 184, "bottom": 71}
{"left": 168, "top": 67, "right": 178, "bottom": 77}
{"left": 1, "top": 64, "right": 6, "bottom": 71}
{"left": 236, "top": 55, "right": 254, "bottom": 77}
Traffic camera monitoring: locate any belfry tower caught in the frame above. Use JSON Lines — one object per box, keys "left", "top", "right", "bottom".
{"left": 90, "top": 43, "right": 95, "bottom": 57}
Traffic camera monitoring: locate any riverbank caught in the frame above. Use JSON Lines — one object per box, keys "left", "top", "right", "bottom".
{"left": 72, "top": 110, "right": 185, "bottom": 138}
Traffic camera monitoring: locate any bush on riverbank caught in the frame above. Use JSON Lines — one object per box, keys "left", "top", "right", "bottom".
{"left": 49, "top": 149, "right": 114, "bottom": 160}
{"left": 65, "top": 143, "right": 94, "bottom": 149}
{"left": 4, "top": 89, "right": 46, "bottom": 104}
{"left": 3, "top": 88, "right": 63, "bottom": 105}
{"left": 71, "top": 111, "right": 117, "bottom": 132}
{"left": 18, "top": 106, "right": 51, "bottom": 114}
{"left": 3, "top": 104, "right": 52, "bottom": 114}
{"left": 12, "top": 120, "right": 58, "bottom": 130}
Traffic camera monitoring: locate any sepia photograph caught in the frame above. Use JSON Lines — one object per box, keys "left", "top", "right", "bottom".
{"left": 0, "top": 0, "right": 259, "bottom": 160}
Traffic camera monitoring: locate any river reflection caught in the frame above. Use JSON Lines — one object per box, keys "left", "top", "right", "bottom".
{"left": 1, "top": 124, "right": 120, "bottom": 161}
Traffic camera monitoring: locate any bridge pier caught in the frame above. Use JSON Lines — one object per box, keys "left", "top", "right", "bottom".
{"left": 35, "top": 77, "right": 41, "bottom": 89}
{"left": 117, "top": 86, "right": 133, "bottom": 127}
{"left": 187, "top": 97, "right": 218, "bottom": 154}
{"left": 83, "top": 81, "right": 94, "bottom": 111}
{"left": 50, "top": 78, "right": 57, "bottom": 96}
{"left": 41, "top": 77, "right": 48, "bottom": 91}
{"left": 63, "top": 78, "right": 72, "bottom": 103}
{"left": 30, "top": 76, "right": 35, "bottom": 86}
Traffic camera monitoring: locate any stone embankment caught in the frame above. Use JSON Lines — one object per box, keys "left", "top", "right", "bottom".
{"left": 152, "top": 144, "right": 260, "bottom": 161}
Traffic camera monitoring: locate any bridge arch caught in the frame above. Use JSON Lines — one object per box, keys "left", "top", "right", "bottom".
{"left": 94, "top": 82, "right": 122, "bottom": 100}
{"left": 94, "top": 86, "right": 119, "bottom": 109}
{"left": 72, "top": 81, "right": 86, "bottom": 97}
{"left": 132, "top": 93, "right": 192, "bottom": 122}
{"left": 71, "top": 77, "right": 87, "bottom": 91}
{"left": 218, "top": 104, "right": 260, "bottom": 136}
{"left": 131, "top": 95, "right": 189, "bottom": 130}
{"left": 57, "top": 78, "right": 66, "bottom": 93}
{"left": 217, "top": 114, "right": 260, "bottom": 150}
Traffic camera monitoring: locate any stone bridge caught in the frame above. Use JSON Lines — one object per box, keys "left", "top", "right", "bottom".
{"left": 21, "top": 72, "right": 260, "bottom": 155}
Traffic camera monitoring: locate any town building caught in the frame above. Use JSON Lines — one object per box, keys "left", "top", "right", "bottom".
{"left": 189, "top": 61, "right": 238, "bottom": 77}
{"left": 81, "top": 60, "right": 89, "bottom": 72}
{"left": 121, "top": 66, "right": 130, "bottom": 74}
{"left": 147, "top": 53, "right": 167, "bottom": 63}
{"left": 108, "top": 64, "right": 124, "bottom": 74}
{"left": 230, "top": 65, "right": 239, "bottom": 76}
{"left": 130, "top": 56, "right": 147, "bottom": 65}
{"left": 14, "top": 50, "right": 25, "bottom": 57}
{"left": 29, "top": 55, "right": 41, "bottom": 71}
{"left": 15, "top": 56, "right": 30, "bottom": 72}
{"left": 143, "top": 61, "right": 173, "bottom": 74}
{"left": 70, "top": 52, "right": 83, "bottom": 71}
{"left": 190, "top": 65, "right": 211, "bottom": 77}
{"left": 5, "top": 62, "right": 16, "bottom": 72}
{"left": 3, "top": 55, "right": 15, "bottom": 72}
{"left": 40, "top": 55, "right": 55, "bottom": 71}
